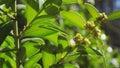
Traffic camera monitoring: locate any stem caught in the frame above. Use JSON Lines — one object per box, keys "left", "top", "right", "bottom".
{"left": 96, "top": 40, "right": 106, "bottom": 68}
{"left": 14, "top": 0, "right": 20, "bottom": 68}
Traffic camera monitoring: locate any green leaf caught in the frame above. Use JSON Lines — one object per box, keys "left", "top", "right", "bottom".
{"left": 22, "top": 38, "right": 43, "bottom": 57}
{"left": 46, "top": 0, "right": 62, "bottom": 6}
{"left": 56, "top": 37, "right": 69, "bottom": 62}
{"left": 64, "top": 64, "right": 77, "bottom": 68}
{"left": 23, "top": 17, "right": 56, "bottom": 37}
{"left": 85, "top": 47, "right": 102, "bottom": 56}
{"left": 24, "top": 53, "right": 42, "bottom": 68}
{"left": 62, "top": 0, "right": 77, "bottom": 4}
{"left": 42, "top": 45, "right": 55, "bottom": 68}
{"left": 63, "top": 52, "right": 80, "bottom": 62}
{"left": 0, "top": 53, "right": 16, "bottom": 68}
{"left": 33, "top": 63, "right": 42, "bottom": 68}
{"left": 108, "top": 10, "right": 120, "bottom": 20}
{"left": 45, "top": 33, "right": 58, "bottom": 46}
{"left": 1, "top": 36, "right": 15, "bottom": 49}
{"left": 0, "top": 21, "right": 13, "bottom": 46}
{"left": 21, "top": 38, "right": 44, "bottom": 58}
{"left": 85, "top": 3, "right": 100, "bottom": 19}
{"left": 90, "top": 47, "right": 103, "bottom": 56}
{"left": 23, "top": 16, "right": 67, "bottom": 38}
{"left": 0, "top": 58, "right": 4, "bottom": 68}
{"left": 25, "top": 0, "right": 38, "bottom": 24}
{"left": 45, "top": 5, "right": 60, "bottom": 16}
{"left": 61, "top": 11, "right": 85, "bottom": 29}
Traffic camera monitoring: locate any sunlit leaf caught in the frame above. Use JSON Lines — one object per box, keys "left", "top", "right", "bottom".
{"left": 24, "top": 53, "right": 42, "bottom": 68}
{"left": 85, "top": 46, "right": 102, "bottom": 56}
{"left": 42, "top": 45, "right": 55, "bottom": 68}
{"left": 61, "top": 11, "right": 86, "bottom": 29}
{"left": 21, "top": 38, "right": 44, "bottom": 58}
{"left": 33, "top": 63, "right": 42, "bottom": 68}
{"left": 25, "top": 0, "right": 38, "bottom": 24}
{"left": 0, "top": 53, "right": 16, "bottom": 68}
{"left": 45, "top": 33, "right": 58, "bottom": 46}
{"left": 108, "top": 10, "right": 120, "bottom": 20}
{"left": 90, "top": 47, "right": 103, "bottom": 56}
{"left": 63, "top": 52, "right": 80, "bottom": 62}
{"left": 64, "top": 64, "right": 77, "bottom": 68}
{"left": 22, "top": 39, "right": 43, "bottom": 58}
{"left": 85, "top": 3, "right": 100, "bottom": 19}
{"left": 23, "top": 16, "right": 67, "bottom": 38}
{"left": 1, "top": 36, "right": 15, "bottom": 49}
{"left": 62, "top": 0, "right": 77, "bottom": 4}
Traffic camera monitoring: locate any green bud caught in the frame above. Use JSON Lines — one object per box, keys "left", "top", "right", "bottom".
{"left": 73, "top": 33, "right": 83, "bottom": 45}
{"left": 93, "top": 27, "right": 101, "bottom": 38}
{"left": 85, "top": 21, "right": 95, "bottom": 30}
{"left": 82, "top": 38, "right": 91, "bottom": 45}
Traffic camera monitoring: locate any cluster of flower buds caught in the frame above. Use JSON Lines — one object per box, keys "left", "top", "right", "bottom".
{"left": 85, "top": 21, "right": 101, "bottom": 38}
{"left": 93, "top": 27, "right": 101, "bottom": 38}
{"left": 73, "top": 33, "right": 91, "bottom": 45}
{"left": 97, "top": 12, "right": 108, "bottom": 24}
{"left": 85, "top": 21, "right": 95, "bottom": 30}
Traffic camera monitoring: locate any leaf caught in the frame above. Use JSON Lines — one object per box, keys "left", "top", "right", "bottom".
{"left": 4, "top": 36, "right": 15, "bottom": 48}
{"left": 33, "top": 63, "right": 42, "bottom": 68}
{"left": 63, "top": 52, "right": 80, "bottom": 62}
{"left": 90, "top": 47, "right": 103, "bottom": 56}
{"left": 21, "top": 38, "right": 44, "bottom": 58}
{"left": 61, "top": 11, "right": 85, "bottom": 29}
{"left": 1, "top": 36, "right": 15, "bottom": 49}
{"left": 56, "top": 37, "right": 69, "bottom": 62}
{"left": 45, "top": 5, "right": 60, "bottom": 16}
{"left": 0, "top": 21, "right": 13, "bottom": 46}
{"left": 64, "top": 64, "right": 77, "bottom": 68}
{"left": 108, "top": 10, "right": 120, "bottom": 20}
{"left": 0, "top": 58, "right": 4, "bottom": 68}
{"left": 46, "top": 0, "right": 62, "bottom": 6}
{"left": 85, "top": 3, "right": 100, "bottom": 19}
{"left": 24, "top": 53, "right": 42, "bottom": 68}
{"left": 25, "top": 0, "right": 38, "bottom": 24}
{"left": 23, "top": 16, "right": 67, "bottom": 38}
{"left": 22, "top": 38, "right": 43, "bottom": 58}
{"left": 85, "top": 47, "right": 102, "bottom": 56}
{"left": 45, "top": 33, "right": 58, "bottom": 46}
{"left": 0, "top": 53, "right": 16, "bottom": 68}
{"left": 42, "top": 45, "right": 55, "bottom": 68}
{"left": 23, "top": 17, "right": 56, "bottom": 37}
{"left": 62, "top": 0, "right": 77, "bottom": 4}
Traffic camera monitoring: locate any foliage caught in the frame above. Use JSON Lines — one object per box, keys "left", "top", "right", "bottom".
{"left": 0, "top": 0, "right": 120, "bottom": 68}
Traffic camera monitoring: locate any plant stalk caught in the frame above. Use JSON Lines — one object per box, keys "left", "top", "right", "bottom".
{"left": 14, "top": 0, "right": 20, "bottom": 68}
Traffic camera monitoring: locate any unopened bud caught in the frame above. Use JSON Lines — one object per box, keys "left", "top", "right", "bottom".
{"left": 97, "top": 13, "right": 108, "bottom": 24}
{"left": 85, "top": 21, "right": 95, "bottom": 30}
{"left": 82, "top": 38, "right": 91, "bottom": 45}
{"left": 93, "top": 27, "right": 101, "bottom": 38}
{"left": 73, "top": 33, "right": 83, "bottom": 45}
